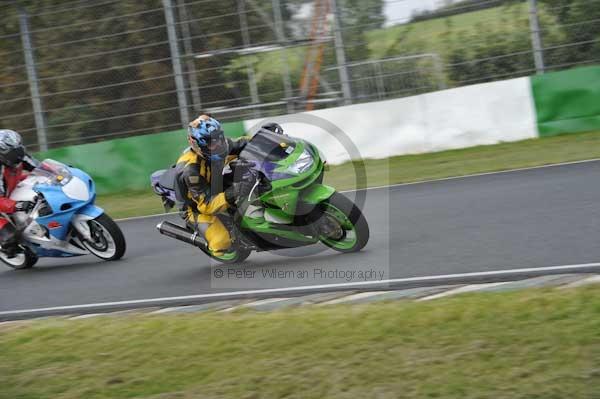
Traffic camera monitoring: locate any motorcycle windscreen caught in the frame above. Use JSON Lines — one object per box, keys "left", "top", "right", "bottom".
{"left": 239, "top": 130, "right": 298, "bottom": 163}
{"left": 30, "top": 159, "right": 73, "bottom": 186}
{"left": 239, "top": 130, "right": 301, "bottom": 181}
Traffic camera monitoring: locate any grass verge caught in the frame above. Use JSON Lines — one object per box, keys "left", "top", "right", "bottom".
{"left": 1, "top": 285, "right": 599, "bottom": 398}
{"left": 98, "top": 131, "right": 600, "bottom": 219}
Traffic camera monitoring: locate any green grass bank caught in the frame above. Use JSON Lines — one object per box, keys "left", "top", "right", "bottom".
{"left": 1, "top": 285, "right": 598, "bottom": 399}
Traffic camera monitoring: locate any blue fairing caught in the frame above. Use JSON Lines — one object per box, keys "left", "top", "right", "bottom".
{"left": 33, "top": 166, "right": 102, "bottom": 243}
{"left": 33, "top": 247, "right": 80, "bottom": 258}
{"left": 78, "top": 203, "right": 104, "bottom": 218}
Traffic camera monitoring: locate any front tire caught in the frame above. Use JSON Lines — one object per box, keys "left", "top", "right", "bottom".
{"left": 0, "top": 246, "right": 38, "bottom": 270}
{"left": 319, "top": 192, "right": 369, "bottom": 253}
{"left": 81, "top": 213, "right": 126, "bottom": 261}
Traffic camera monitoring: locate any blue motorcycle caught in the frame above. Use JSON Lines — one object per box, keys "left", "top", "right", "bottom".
{"left": 0, "top": 159, "right": 126, "bottom": 269}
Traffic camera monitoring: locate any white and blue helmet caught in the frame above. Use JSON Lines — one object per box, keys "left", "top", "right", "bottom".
{"left": 0, "top": 130, "right": 25, "bottom": 167}
{"left": 187, "top": 117, "right": 228, "bottom": 161}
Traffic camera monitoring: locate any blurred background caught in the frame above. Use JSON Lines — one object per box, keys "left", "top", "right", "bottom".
{"left": 0, "top": 0, "right": 598, "bottom": 151}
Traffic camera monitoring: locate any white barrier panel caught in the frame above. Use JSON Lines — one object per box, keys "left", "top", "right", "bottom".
{"left": 244, "top": 77, "right": 538, "bottom": 164}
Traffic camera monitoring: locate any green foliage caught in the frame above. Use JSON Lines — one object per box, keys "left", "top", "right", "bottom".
{"left": 446, "top": 28, "right": 534, "bottom": 85}
{"left": 411, "top": 0, "right": 521, "bottom": 22}
{"left": 1, "top": 0, "right": 598, "bottom": 150}
{"left": 338, "top": 0, "right": 384, "bottom": 62}
{"left": 444, "top": 0, "right": 600, "bottom": 84}
{"left": 438, "top": 4, "right": 530, "bottom": 84}
{"left": 0, "top": 0, "right": 284, "bottom": 147}
{"left": 540, "top": 0, "right": 600, "bottom": 67}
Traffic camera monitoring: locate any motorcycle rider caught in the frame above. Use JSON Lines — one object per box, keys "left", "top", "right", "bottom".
{"left": 177, "top": 114, "right": 253, "bottom": 255}
{"left": 0, "top": 130, "right": 39, "bottom": 257}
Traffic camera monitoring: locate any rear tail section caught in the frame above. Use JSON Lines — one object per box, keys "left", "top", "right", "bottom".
{"left": 151, "top": 169, "right": 177, "bottom": 211}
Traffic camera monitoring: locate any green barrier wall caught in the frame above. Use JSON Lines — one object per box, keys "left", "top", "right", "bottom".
{"left": 35, "top": 121, "right": 245, "bottom": 195}
{"left": 32, "top": 66, "right": 600, "bottom": 195}
{"left": 532, "top": 66, "right": 600, "bottom": 137}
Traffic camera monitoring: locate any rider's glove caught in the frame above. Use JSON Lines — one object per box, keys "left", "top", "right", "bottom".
{"left": 14, "top": 201, "right": 35, "bottom": 213}
{"left": 161, "top": 196, "right": 175, "bottom": 211}
{"left": 225, "top": 181, "right": 254, "bottom": 206}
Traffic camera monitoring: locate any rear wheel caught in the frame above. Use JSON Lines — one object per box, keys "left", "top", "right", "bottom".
{"left": 208, "top": 246, "right": 251, "bottom": 265}
{"left": 81, "top": 213, "right": 126, "bottom": 261}
{"left": 319, "top": 192, "right": 369, "bottom": 253}
{"left": 0, "top": 246, "right": 38, "bottom": 270}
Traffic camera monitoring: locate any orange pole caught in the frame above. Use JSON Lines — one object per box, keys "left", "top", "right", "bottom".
{"left": 305, "top": 0, "right": 330, "bottom": 111}
{"left": 299, "top": 0, "right": 323, "bottom": 96}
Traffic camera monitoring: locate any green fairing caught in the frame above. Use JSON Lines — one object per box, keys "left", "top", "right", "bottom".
{"left": 34, "top": 121, "right": 246, "bottom": 195}
{"left": 238, "top": 139, "right": 332, "bottom": 244}
{"left": 260, "top": 189, "right": 300, "bottom": 217}
{"left": 300, "top": 184, "right": 336, "bottom": 204}
{"left": 319, "top": 202, "right": 358, "bottom": 250}
{"left": 259, "top": 141, "right": 325, "bottom": 215}
{"left": 531, "top": 66, "right": 600, "bottom": 137}
{"left": 264, "top": 208, "right": 293, "bottom": 224}
{"left": 240, "top": 217, "right": 317, "bottom": 243}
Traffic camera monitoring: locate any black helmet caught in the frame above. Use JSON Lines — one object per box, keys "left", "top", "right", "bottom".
{"left": 261, "top": 122, "right": 284, "bottom": 135}
{"left": 0, "top": 130, "right": 25, "bottom": 167}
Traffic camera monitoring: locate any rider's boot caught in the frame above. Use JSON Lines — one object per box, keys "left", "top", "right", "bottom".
{"left": 0, "top": 223, "right": 19, "bottom": 258}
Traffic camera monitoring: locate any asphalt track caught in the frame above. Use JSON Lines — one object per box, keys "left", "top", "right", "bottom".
{"left": 1, "top": 160, "right": 600, "bottom": 313}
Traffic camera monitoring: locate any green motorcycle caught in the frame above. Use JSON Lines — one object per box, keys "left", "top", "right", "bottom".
{"left": 153, "top": 126, "right": 369, "bottom": 264}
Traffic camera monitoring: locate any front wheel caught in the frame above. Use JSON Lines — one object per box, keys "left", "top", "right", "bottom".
{"left": 81, "top": 213, "right": 126, "bottom": 261}
{"left": 0, "top": 246, "right": 38, "bottom": 270}
{"left": 318, "top": 192, "right": 369, "bottom": 253}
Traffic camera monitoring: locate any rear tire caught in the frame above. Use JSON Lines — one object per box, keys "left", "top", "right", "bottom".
{"left": 319, "top": 192, "right": 369, "bottom": 253}
{"left": 81, "top": 213, "right": 126, "bottom": 261}
{"left": 208, "top": 246, "right": 251, "bottom": 265}
{"left": 0, "top": 246, "right": 38, "bottom": 270}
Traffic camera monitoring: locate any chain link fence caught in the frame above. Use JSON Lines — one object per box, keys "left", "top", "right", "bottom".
{"left": 0, "top": 0, "right": 599, "bottom": 151}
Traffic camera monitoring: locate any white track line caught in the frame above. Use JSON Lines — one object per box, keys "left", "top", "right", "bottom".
{"left": 320, "top": 291, "right": 393, "bottom": 305}
{"left": 115, "top": 158, "right": 600, "bottom": 222}
{"left": 418, "top": 282, "right": 508, "bottom": 301}
{"left": 2, "top": 262, "right": 600, "bottom": 317}
{"left": 349, "top": 158, "right": 600, "bottom": 192}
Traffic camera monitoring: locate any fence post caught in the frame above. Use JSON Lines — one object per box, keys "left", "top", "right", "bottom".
{"left": 271, "top": 0, "right": 294, "bottom": 113}
{"left": 238, "top": 0, "right": 261, "bottom": 119}
{"left": 374, "top": 62, "right": 385, "bottom": 100}
{"left": 177, "top": 0, "right": 202, "bottom": 112}
{"left": 528, "top": 0, "right": 545, "bottom": 74}
{"left": 18, "top": 5, "right": 48, "bottom": 151}
{"left": 330, "top": 0, "right": 352, "bottom": 105}
{"left": 431, "top": 53, "right": 447, "bottom": 90}
{"left": 162, "top": 0, "right": 190, "bottom": 127}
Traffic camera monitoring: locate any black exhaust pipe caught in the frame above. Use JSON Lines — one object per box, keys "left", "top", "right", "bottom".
{"left": 156, "top": 221, "right": 206, "bottom": 249}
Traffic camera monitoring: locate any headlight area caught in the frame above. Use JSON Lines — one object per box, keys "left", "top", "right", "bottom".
{"left": 286, "top": 149, "right": 315, "bottom": 175}
{"left": 62, "top": 177, "right": 90, "bottom": 201}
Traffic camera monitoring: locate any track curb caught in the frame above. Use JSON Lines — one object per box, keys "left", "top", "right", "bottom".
{"left": 1, "top": 273, "right": 597, "bottom": 323}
